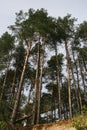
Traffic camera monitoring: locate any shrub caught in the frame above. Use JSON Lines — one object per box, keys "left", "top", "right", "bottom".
{"left": 72, "top": 115, "right": 87, "bottom": 130}
{"left": 0, "top": 121, "right": 7, "bottom": 129}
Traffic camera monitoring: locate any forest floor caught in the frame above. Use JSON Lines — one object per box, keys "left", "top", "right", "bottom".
{"left": 24, "top": 119, "right": 76, "bottom": 130}
{"left": 6, "top": 120, "right": 76, "bottom": 130}
{"left": 5, "top": 114, "right": 87, "bottom": 130}
{"left": 11, "top": 119, "right": 76, "bottom": 130}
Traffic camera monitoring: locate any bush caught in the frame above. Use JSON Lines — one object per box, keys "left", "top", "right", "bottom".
{"left": 0, "top": 121, "right": 7, "bottom": 129}
{"left": 72, "top": 115, "right": 87, "bottom": 130}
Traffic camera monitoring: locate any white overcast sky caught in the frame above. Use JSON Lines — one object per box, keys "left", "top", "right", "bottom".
{"left": 0, "top": 0, "right": 87, "bottom": 36}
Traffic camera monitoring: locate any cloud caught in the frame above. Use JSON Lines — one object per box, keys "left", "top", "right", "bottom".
{"left": 0, "top": 0, "right": 87, "bottom": 36}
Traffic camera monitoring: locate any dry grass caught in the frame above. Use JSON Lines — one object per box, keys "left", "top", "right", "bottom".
{"left": 18, "top": 119, "right": 76, "bottom": 130}
{"left": 3, "top": 119, "right": 76, "bottom": 130}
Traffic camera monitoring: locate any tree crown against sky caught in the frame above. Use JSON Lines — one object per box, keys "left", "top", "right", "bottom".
{"left": 0, "top": 8, "right": 87, "bottom": 127}
{"left": 0, "top": 0, "right": 87, "bottom": 35}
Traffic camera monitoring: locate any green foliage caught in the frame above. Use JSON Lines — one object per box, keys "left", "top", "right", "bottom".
{"left": 0, "top": 32, "right": 14, "bottom": 70}
{"left": 0, "top": 121, "right": 7, "bottom": 129}
{"left": 0, "top": 101, "right": 11, "bottom": 121}
{"left": 78, "top": 21, "right": 87, "bottom": 40}
{"left": 0, "top": 32, "right": 14, "bottom": 53}
{"left": 47, "top": 53, "right": 64, "bottom": 71}
{"left": 82, "top": 105, "right": 87, "bottom": 114}
{"left": 0, "top": 7, "right": 87, "bottom": 126}
{"left": 41, "top": 93, "right": 52, "bottom": 113}
{"left": 57, "top": 14, "right": 76, "bottom": 41}
{"left": 23, "top": 103, "right": 33, "bottom": 115}
{"left": 13, "top": 42, "right": 26, "bottom": 71}
{"left": 72, "top": 115, "right": 87, "bottom": 130}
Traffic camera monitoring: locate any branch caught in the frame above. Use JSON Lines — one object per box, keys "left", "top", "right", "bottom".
{"left": 15, "top": 114, "right": 32, "bottom": 123}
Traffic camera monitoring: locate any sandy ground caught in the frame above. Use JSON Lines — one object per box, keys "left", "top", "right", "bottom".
{"left": 22, "top": 120, "right": 76, "bottom": 130}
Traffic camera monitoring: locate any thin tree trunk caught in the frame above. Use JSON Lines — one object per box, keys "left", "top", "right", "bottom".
{"left": 65, "top": 40, "right": 72, "bottom": 118}
{"left": 82, "top": 58, "right": 87, "bottom": 72}
{"left": 32, "top": 40, "right": 40, "bottom": 125}
{"left": 0, "top": 55, "right": 11, "bottom": 101}
{"left": 36, "top": 38, "right": 45, "bottom": 124}
{"left": 0, "top": 68, "right": 8, "bottom": 101}
{"left": 15, "top": 114, "right": 32, "bottom": 123}
{"left": 63, "top": 104, "right": 68, "bottom": 119}
{"left": 51, "top": 86, "right": 54, "bottom": 122}
{"left": 72, "top": 49, "right": 82, "bottom": 113}
{"left": 10, "top": 66, "right": 17, "bottom": 99}
{"left": 27, "top": 84, "right": 32, "bottom": 103}
{"left": 71, "top": 64, "right": 80, "bottom": 113}
{"left": 11, "top": 38, "right": 33, "bottom": 124}
{"left": 55, "top": 44, "right": 61, "bottom": 119}
{"left": 78, "top": 58, "right": 87, "bottom": 99}
{"left": 76, "top": 61, "right": 82, "bottom": 113}
{"left": 72, "top": 49, "right": 81, "bottom": 113}
{"left": 51, "top": 72, "right": 55, "bottom": 122}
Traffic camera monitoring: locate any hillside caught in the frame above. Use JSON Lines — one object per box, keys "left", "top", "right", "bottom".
{"left": 23, "top": 120, "right": 76, "bottom": 130}
{"left": 5, "top": 119, "right": 76, "bottom": 130}
{"left": 3, "top": 114, "right": 87, "bottom": 130}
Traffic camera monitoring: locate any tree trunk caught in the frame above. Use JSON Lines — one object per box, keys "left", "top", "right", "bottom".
{"left": 72, "top": 49, "right": 81, "bottom": 113}
{"left": 27, "top": 84, "right": 33, "bottom": 104}
{"left": 10, "top": 66, "right": 17, "bottom": 99}
{"left": 65, "top": 40, "right": 72, "bottom": 118}
{"left": 0, "top": 68, "right": 8, "bottom": 101}
{"left": 51, "top": 72, "right": 55, "bottom": 122}
{"left": 36, "top": 38, "right": 45, "bottom": 124}
{"left": 71, "top": 64, "right": 80, "bottom": 113}
{"left": 82, "top": 57, "right": 87, "bottom": 72}
{"left": 32, "top": 39, "right": 40, "bottom": 125}
{"left": 78, "top": 58, "right": 87, "bottom": 99}
{"left": 11, "top": 38, "right": 33, "bottom": 124}
{"left": 55, "top": 44, "right": 61, "bottom": 119}
{"left": 76, "top": 61, "right": 82, "bottom": 113}
{"left": 0, "top": 55, "right": 11, "bottom": 101}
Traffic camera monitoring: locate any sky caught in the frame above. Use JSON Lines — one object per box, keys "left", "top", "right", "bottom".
{"left": 0, "top": 0, "right": 87, "bottom": 36}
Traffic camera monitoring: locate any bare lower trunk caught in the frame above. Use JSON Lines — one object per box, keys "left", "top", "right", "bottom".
{"left": 11, "top": 38, "right": 32, "bottom": 124}
{"left": 32, "top": 40, "right": 40, "bottom": 125}
{"left": 36, "top": 39, "right": 45, "bottom": 124}
{"left": 65, "top": 40, "right": 72, "bottom": 118}
{"left": 27, "top": 84, "right": 33, "bottom": 103}
{"left": 51, "top": 72, "right": 55, "bottom": 122}
{"left": 78, "top": 58, "right": 87, "bottom": 99}
{"left": 71, "top": 65, "right": 80, "bottom": 113}
{"left": 0, "top": 69, "right": 8, "bottom": 101}
{"left": 72, "top": 49, "right": 80, "bottom": 113}
{"left": 72, "top": 49, "right": 82, "bottom": 113}
{"left": 10, "top": 66, "right": 17, "bottom": 99}
{"left": 55, "top": 44, "right": 61, "bottom": 119}
{"left": 0, "top": 56, "right": 11, "bottom": 101}
{"left": 76, "top": 61, "right": 82, "bottom": 113}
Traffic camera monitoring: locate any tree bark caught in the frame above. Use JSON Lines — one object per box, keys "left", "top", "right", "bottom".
{"left": 72, "top": 49, "right": 81, "bottom": 113}
{"left": 36, "top": 38, "right": 45, "bottom": 124}
{"left": 51, "top": 72, "right": 55, "bottom": 122}
{"left": 71, "top": 64, "right": 80, "bottom": 113}
{"left": 32, "top": 39, "right": 40, "bottom": 125}
{"left": 10, "top": 66, "right": 17, "bottom": 99}
{"left": 15, "top": 114, "right": 32, "bottom": 123}
{"left": 0, "top": 55, "right": 11, "bottom": 101}
{"left": 76, "top": 61, "right": 82, "bottom": 113}
{"left": 55, "top": 44, "right": 61, "bottom": 119}
{"left": 27, "top": 84, "right": 33, "bottom": 104}
{"left": 65, "top": 40, "right": 72, "bottom": 118}
{"left": 78, "top": 58, "right": 87, "bottom": 99}
{"left": 11, "top": 38, "right": 33, "bottom": 124}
